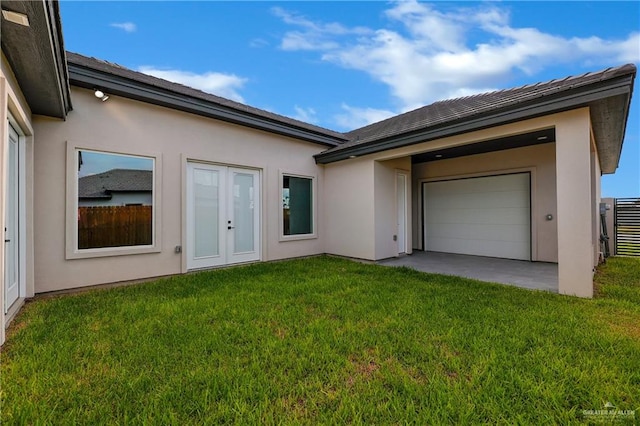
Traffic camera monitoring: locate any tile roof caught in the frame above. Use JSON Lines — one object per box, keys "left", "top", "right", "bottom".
{"left": 328, "top": 63, "right": 637, "bottom": 153}
{"left": 79, "top": 169, "right": 152, "bottom": 199}
{"left": 65, "top": 51, "right": 635, "bottom": 164}
{"left": 66, "top": 52, "right": 347, "bottom": 142}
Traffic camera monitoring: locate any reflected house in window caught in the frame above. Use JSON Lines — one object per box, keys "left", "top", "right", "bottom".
{"left": 77, "top": 152, "right": 155, "bottom": 250}
{"left": 78, "top": 169, "right": 153, "bottom": 207}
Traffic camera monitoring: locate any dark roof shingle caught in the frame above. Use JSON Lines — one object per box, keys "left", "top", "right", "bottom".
{"left": 332, "top": 63, "right": 637, "bottom": 152}
{"left": 79, "top": 169, "right": 152, "bottom": 199}
{"left": 65, "top": 51, "right": 635, "bottom": 165}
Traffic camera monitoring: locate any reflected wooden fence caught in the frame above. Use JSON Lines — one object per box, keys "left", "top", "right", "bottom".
{"left": 78, "top": 206, "right": 152, "bottom": 249}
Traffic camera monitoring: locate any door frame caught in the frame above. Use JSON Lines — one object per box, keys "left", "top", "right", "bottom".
{"left": 4, "top": 114, "right": 26, "bottom": 314}
{"left": 185, "top": 161, "right": 261, "bottom": 271}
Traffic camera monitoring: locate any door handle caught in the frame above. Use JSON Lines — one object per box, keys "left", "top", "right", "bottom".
{"left": 4, "top": 239, "right": 10, "bottom": 243}
{"left": 227, "top": 226, "right": 235, "bottom": 230}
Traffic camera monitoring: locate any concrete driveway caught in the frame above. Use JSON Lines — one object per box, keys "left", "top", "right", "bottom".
{"left": 379, "top": 251, "right": 558, "bottom": 292}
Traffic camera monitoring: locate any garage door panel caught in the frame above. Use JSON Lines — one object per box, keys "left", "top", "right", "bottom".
{"left": 424, "top": 173, "right": 530, "bottom": 260}
{"left": 427, "top": 223, "right": 529, "bottom": 242}
{"left": 425, "top": 207, "right": 530, "bottom": 226}
{"left": 428, "top": 190, "right": 529, "bottom": 210}
{"left": 427, "top": 174, "right": 528, "bottom": 195}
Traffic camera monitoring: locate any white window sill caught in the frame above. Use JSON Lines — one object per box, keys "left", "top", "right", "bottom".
{"left": 279, "top": 234, "right": 318, "bottom": 242}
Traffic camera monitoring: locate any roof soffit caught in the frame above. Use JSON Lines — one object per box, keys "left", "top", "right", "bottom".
{"left": 1, "top": 0, "right": 71, "bottom": 118}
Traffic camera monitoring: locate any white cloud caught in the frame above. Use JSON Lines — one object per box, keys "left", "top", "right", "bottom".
{"left": 272, "top": 6, "right": 372, "bottom": 51}
{"left": 275, "top": 1, "right": 640, "bottom": 109}
{"left": 334, "top": 104, "right": 395, "bottom": 130}
{"left": 250, "top": 38, "right": 270, "bottom": 48}
{"left": 110, "top": 22, "right": 137, "bottom": 33}
{"left": 281, "top": 32, "right": 339, "bottom": 51}
{"left": 138, "top": 67, "right": 248, "bottom": 103}
{"left": 292, "top": 106, "right": 318, "bottom": 124}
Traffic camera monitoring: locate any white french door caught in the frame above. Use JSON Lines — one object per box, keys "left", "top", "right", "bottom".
{"left": 186, "top": 162, "right": 260, "bottom": 270}
{"left": 4, "top": 124, "right": 19, "bottom": 312}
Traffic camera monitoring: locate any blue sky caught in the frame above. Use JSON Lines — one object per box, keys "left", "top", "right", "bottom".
{"left": 78, "top": 151, "right": 153, "bottom": 177}
{"left": 60, "top": 1, "right": 639, "bottom": 197}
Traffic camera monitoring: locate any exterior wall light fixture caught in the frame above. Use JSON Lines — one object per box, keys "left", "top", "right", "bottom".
{"left": 94, "top": 89, "right": 109, "bottom": 102}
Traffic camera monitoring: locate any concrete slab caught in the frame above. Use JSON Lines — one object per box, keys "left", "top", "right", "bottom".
{"left": 378, "top": 251, "right": 558, "bottom": 292}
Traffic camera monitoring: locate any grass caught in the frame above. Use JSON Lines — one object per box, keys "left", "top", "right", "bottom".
{"left": 1, "top": 255, "right": 639, "bottom": 424}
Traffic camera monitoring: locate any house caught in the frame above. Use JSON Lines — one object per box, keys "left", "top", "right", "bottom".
{"left": 78, "top": 168, "right": 153, "bottom": 207}
{"left": 0, "top": 1, "right": 636, "bottom": 345}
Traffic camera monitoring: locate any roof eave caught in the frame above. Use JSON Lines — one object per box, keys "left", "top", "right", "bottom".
{"left": 315, "top": 73, "right": 635, "bottom": 165}
{"left": 593, "top": 75, "right": 635, "bottom": 174}
{"left": 68, "top": 62, "right": 344, "bottom": 148}
{"left": 0, "top": 0, "right": 71, "bottom": 118}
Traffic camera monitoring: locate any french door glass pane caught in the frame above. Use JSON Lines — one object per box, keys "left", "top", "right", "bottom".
{"left": 194, "top": 169, "right": 219, "bottom": 258}
{"left": 5, "top": 133, "right": 18, "bottom": 298}
{"left": 233, "top": 172, "right": 254, "bottom": 253}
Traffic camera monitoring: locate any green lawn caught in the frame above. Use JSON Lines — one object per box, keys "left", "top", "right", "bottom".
{"left": 2, "top": 256, "right": 639, "bottom": 424}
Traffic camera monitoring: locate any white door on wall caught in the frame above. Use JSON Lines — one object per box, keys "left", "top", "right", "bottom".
{"left": 397, "top": 173, "right": 407, "bottom": 254}
{"left": 4, "top": 125, "right": 19, "bottom": 312}
{"left": 186, "top": 162, "right": 260, "bottom": 270}
{"left": 423, "top": 173, "right": 531, "bottom": 261}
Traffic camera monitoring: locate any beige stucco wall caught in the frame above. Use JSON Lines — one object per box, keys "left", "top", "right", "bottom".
{"left": 33, "top": 87, "right": 328, "bottom": 293}
{"left": 412, "top": 143, "right": 558, "bottom": 262}
{"left": 324, "top": 155, "right": 414, "bottom": 261}
{"left": 324, "top": 110, "right": 598, "bottom": 297}
{"left": 1, "top": 53, "right": 37, "bottom": 344}
{"left": 591, "top": 135, "right": 603, "bottom": 266}
{"left": 29, "top": 85, "right": 602, "bottom": 299}
{"left": 555, "top": 108, "right": 594, "bottom": 297}
{"left": 374, "top": 158, "right": 412, "bottom": 260}
{"left": 324, "top": 158, "right": 375, "bottom": 260}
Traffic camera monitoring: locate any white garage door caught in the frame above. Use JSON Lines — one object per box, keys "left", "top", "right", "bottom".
{"left": 423, "top": 173, "right": 531, "bottom": 260}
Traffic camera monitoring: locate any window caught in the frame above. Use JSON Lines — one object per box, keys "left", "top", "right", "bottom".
{"left": 67, "top": 146, "right": 159, "bottom": 258}
{"left": 282, "top": 175, "right": 313, "bottom": 236}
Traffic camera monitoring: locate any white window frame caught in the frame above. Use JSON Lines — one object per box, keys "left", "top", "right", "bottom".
{"left": 65, "top": 141, "right": 162, "bottom": 259}
{"left": 279, "top": 170, "right": 317, "bottom": 241}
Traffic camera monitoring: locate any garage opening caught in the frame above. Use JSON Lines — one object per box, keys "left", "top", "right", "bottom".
{"left": 422, "top": 173, "right": 531, "bottom": 261}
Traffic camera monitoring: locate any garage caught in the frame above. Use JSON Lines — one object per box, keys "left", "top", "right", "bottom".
{"left": 422, "top": 173, "right": 531, "bottom": 260}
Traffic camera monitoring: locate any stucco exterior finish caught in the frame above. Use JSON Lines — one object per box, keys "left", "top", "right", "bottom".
{"left": 33, "top": 87, "right": 327, "bottom": 293}
{"left": 26, "top": 89, "right": 609, "bottom": 299}
{"left": 323, "top": 156, "right": 413, "bottom": 262}
{"left": 413, "top": 143, "right": 558, "bottom": 263}
{"left": 375, "top": 158, "right": 412, "bottom": 260}
{"left": 555, "top": 108, "right": 594, "bottom": 297}
{"left": 324, "top": 158, "right": 376, "bottom": 260}
{"left": 1, "top": 54, "right": 37, "bottom": 344}
{"left": 335, "top": 110, "right": 601, "bottom": 297}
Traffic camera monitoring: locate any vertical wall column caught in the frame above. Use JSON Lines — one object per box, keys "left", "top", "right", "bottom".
{"left": 555, "top": 108, "right": 594, "bottom": 298}
{"left": 324, "top": 159, "right": 376, "bottom": 260}
{"left": 591, "top": 143, "right": 603, "bottom": 266}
